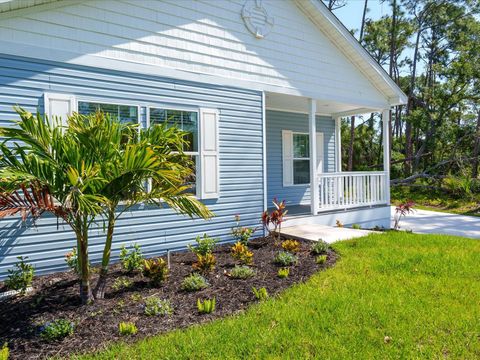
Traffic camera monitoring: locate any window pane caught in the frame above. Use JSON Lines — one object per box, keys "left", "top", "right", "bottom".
{"left": 293, "top": 159, "right": 310, "bottom": 184}
{"left": 293, "top": 134, "right": 309, "bottom": 158}
{"left": 78, "top": 102, "right": 137, "bottom": 124}
{"left": 149, "top": 108, "right": 198, "bottom": 152}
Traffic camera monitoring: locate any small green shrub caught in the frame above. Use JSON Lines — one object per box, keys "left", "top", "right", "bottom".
{"left": 188, "top": 234, "right": 217, "bottom": 256}
{"left": 311, "top": 240, "right": 329, "bottom": 255}
{"left": 316, "top": 255, "right": 328, "bottom": 265}
{"left": 231, "top": 214, "right": 256, "bottom": 245}
{"left": 142, "top": 258, "right": 169, "bottom": 286}
{"left": 274, "top": 251, "right": 297, "bottom": 266}
{"left": 39, "top": 319, "right": 74, "bottom": 341}
{"left": 181, "top": 273, "right": 209, "bottom": 292}
{"left": 0, "top": 343, "right": 8, "bottom": 360}
{"left": 111, "top": 277, "right": 133, "bottom": 291}
{"left": 120, "top": 243, "right": 144, "bottom": 273}
{"left": 277, "top": 268, "right": 290, "bottom": 278}
{"left": 192, "top": 253, "right": 216, "bottom": 274}
{"left": 281, "top": 239, "right": 300, "bottom": 253}
{"left": 5, "top": 256, "right": 34, "bottom": 294}
{"left": 252, "top": 287, "right": 269, "bottom": 301}
{"left": 144, "top": 297, "right": 173, "bottom": 316}
{"left": 119, "top": 322, "right": 137, "bottom": 336}
{"left": 229, "top": 265, "right": 255, "bottom": 279}
{"left": 352, "top": 224, "right": 361, "bottom": 230}
{"left": 197, "top": 297, "right": 216, "bottom": 314}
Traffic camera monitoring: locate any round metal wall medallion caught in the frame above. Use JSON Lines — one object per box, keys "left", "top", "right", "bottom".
{"left": 242, "top": 0, "right": 274, "bottom": 39}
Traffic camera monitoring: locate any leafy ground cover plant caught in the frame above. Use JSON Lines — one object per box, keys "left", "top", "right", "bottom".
{"left": 188, "top": 234, "right": 217, "bottom": 256}
{"left": 393, "top": 200, "right": 415, "bottom": 230}
{"left": 231, "top": 214, "right": 256, "bottom": 245}
{"left": 277, "top": 268, "right": 290, "bottom": 279}
{"left": 311, "top": 240, "right": 329, "bottom": 255}
{"left": 261, "top": 198, "right": 288, "bottom": 243}
{"left": 118, "top": 322, "right": 137, "bottom": 336}
{"left": 197, "top": 298, "right": 216, "bottom": 314}
{"left": 181, "top": 273, "right": 209, "bottom": 292}
{"left": 142, "top": 258, "right": 169, "bottom": 286}
{"left": 120, "top": 244, "right": 144, "bottom": 273}
{"left": 0, "top": 343, "right": 8, "bottom": 360}
{"left": 111, "top": 277, "right": 133, "bottom": 292}
{"left": 229, "top": 265, "right": 255, "bottom": 279}
{"left": 192, "top": 253, "right": 216, "bottom": 274}
{"left": 144, "top": 297, "right": 173, "bottom": 317}
{"left": 281, "top": 239, "right": 300, "bottom": 253}
{"left": 5, "top": 256, "right": 34, "bottom": 294}
{"left": 39, "top": 319, "right": 74, "bottom": 341}
{"left": 274, "top": 251, "right": 298, "bottom": 266}
{"left": 252, "top": 287, "right": 269, "bottom": 301}
{"left": 231, "top": 242, "right": 253, "bottom": 265}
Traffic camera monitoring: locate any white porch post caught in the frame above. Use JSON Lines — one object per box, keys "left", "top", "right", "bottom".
{"left": 382, "top": 108, "right": 391, "bottom": 205}
{"left": 309, "top": 99, "right": 319, "bottom": 215}
{"left": 334, "top": 116, "right": 342, "bottom": 172}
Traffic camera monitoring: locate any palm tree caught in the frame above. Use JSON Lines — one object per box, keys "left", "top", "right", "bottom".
{"left": 0, "top": 108, "right": 212, "bottom": 303}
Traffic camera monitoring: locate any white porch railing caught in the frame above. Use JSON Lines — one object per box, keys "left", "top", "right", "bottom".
{"left": 318, "top": 171, "right": 387, "bottom": 211}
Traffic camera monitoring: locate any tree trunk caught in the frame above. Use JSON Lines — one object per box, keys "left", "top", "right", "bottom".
{"left": 472, "top": 111, "right": 480, "bottom": 179}
{"left": 348, "top": 116, "right": 355, "bottom": 171}
{"left": 359, "top": 0, "right": 368, "bottom": 42}
{"left": 93, "top": 207, "right": 116, "bottom": 299}
{"left": 76, "top": 215, "right": 93, "bottom": 304}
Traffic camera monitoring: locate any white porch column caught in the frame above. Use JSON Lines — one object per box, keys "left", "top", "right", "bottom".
{"left": 382, "top": 108, "right": 391, "bottom": 205}
{"left": 334, "top": 116, "right": 342, "bottom": 172}
{"left": 309, "top": 99, "right": 319, "bottom": 215}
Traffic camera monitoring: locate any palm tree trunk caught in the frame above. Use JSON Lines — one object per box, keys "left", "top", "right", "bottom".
{"left": 94, "top": 207, "right": 116, "bottom": 299}
{"left": 76, "top": 215, "right": 93, "bottom": 304}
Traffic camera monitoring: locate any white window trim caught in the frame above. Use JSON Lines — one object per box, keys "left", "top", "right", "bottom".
{"left": 283, "top": 131, "right": 324, "bottom": 187}
{"left": 147, "top": 105, "right": 201, "bottom": 197}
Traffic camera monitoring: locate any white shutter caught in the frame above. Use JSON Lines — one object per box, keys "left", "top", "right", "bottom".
{"left": 282, "top": 130, "right": 293, "bottom": 186}
{"left": 316, "top": 132, "right": 324, "bottom": 174}
{"left": 199, "top": 108, "right": 219, "bottom": 199}
{"left": 44, "top": 93, "right": 76, "bottom": 126}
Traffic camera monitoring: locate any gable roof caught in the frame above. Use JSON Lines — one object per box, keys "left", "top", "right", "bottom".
{"left": 295, "top": 0, "right": 407, "bottom": 105}
{"left": 0, "top": 0, "right": 407, "bottom": 106}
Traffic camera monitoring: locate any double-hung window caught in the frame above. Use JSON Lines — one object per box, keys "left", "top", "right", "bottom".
{"left": 78, "top": 101, "right": 138, "bottom": 124}
{"left": 149, "top": 108, "right": 199, "bottom": 193}
{"left": 292, "top": 133, "right": 310, "bottom": 185}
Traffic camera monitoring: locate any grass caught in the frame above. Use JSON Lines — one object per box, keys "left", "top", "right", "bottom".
{"left": 79, "top": 232, "right": 480, "bottom": 359}
{"left": 392, "top": 186, "right": 480, "bottom": 216}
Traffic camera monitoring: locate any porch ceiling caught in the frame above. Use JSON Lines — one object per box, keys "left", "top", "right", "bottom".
{"left": 265, "top": 92, "right": 380, "bottom": 117}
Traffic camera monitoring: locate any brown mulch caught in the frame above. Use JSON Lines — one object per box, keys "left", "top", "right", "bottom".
{"left": 0, "top": 236, "right": 337, "bottom": 359}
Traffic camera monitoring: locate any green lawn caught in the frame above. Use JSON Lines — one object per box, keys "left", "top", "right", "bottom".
{"left": 79, "top": 232, "right": 480, "bottom": 359}
{"left": 392, "top": 186, "right": 480, "bottom": 217}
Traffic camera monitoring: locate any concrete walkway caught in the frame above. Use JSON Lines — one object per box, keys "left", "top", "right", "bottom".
{"left": 391, "top": 207, "right": 480, "bottom": 239}
{"left": 282, "top": 224, "right": 374, "bottom": 244}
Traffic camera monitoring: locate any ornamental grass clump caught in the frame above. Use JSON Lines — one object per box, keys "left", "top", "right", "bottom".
{"left": 181, "top": 273, "right": 209, "bottom": 292}
{"left": 229, "top": 265, "right": 255, "bottom": 279}
{"left": 142, "top": 258, "right": 169, "bottom": 286}
{"left": 39, "top": 319, "right": 74, "bottom": 342}
{"left": 5, "top": 256, "right": 34, "bottom": 294}
{"left": 281, "top": 239, "right": 300, "bottom": 253}
{"left": 274, "top": 251, "right": 298, "bottom": 266}
{"left": 231, "top": 242, "right": 253, "bottom": 265}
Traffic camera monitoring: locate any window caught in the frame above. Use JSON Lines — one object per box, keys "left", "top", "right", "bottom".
{"left": 78, "top": 101, "right": 138, "bottom": 124}
{"left": 292, "top": 133, "right": 310, "bottom": 184}
{"left": 149, "top": 108, "right": 200, "bottom": 193}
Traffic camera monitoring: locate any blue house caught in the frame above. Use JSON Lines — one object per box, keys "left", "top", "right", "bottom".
{"left": 0, "top": 0, "right": 407, "bottom": 278}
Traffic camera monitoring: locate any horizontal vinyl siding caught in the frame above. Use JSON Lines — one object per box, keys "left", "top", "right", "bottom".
{"left": 0, "top": 0, "right": 387, "bottom": 107}
{"left": 0, "top": 54, "right": 264, "bottom": 279}
{"left": 266, "top": 110, "right": 335, "bottom": 206}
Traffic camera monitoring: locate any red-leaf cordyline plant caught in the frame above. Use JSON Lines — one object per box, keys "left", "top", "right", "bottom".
{"left": 261, "top": 198, "right": 288, "bottom": 243}
{"left": 393, "top": 200, "right": 415, "bottom": 230}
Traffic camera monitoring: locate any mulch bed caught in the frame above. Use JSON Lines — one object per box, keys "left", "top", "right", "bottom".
{"left": 0, "top": 236, "right": 337, "bottom": 359}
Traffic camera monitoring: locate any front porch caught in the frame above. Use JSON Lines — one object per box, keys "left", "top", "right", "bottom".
{"left": 265, "top": 92, "right": 391, "bottom": 228}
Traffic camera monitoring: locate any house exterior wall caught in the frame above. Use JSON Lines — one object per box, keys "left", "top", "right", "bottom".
{"left": 266, "top": 110, "right": 335, "bottom": 206}
{"left": 0, "top": 54, "right": 264, "bottom": 279}
{"left": 0, "top": 0, "right": 389, "bottom": 109}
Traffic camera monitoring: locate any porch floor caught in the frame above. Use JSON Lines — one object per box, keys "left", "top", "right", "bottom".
{"left": 281, "top": 224, "right": 375, "bottom": 244}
